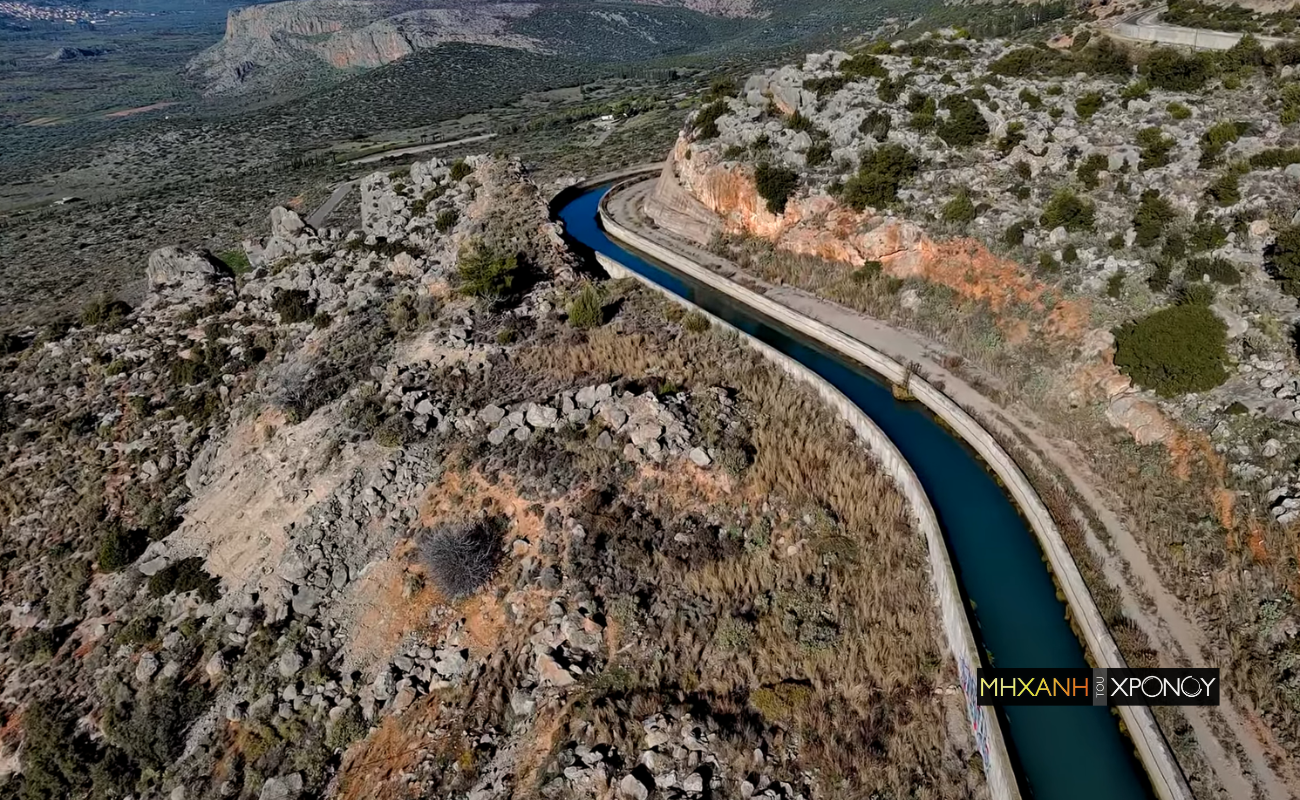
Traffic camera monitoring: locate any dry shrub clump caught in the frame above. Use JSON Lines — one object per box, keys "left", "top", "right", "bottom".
{"left": 416, "top": 516, "right": 506, "bottom": 598}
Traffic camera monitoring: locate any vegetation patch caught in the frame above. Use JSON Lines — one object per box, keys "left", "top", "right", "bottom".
{"left": 1113, "top": 304, "right": 1229, "bottom": 396}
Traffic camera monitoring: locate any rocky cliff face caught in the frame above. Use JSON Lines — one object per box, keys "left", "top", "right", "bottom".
{"left": 188, "top": 0, "right": 542, "bottom": 95}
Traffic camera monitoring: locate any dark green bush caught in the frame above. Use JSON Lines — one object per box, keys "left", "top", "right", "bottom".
{"left": 804, "top": 141, "right": 832, "bottom": 167}
{"left": 1205, "top": 172, "right": 1240, "bottom": 206}
{"left": 936, "top": 95, "right": 989, "bottom": 148}
{"left": 98, "top": 527, "right": 146, "bottom": 572}
{"left": 147, "top": 557, "right": 220, "bottom": 602}
{"left": 691, "top": 100, "right": 729, "bottom": 140}
{"left": 273, "top": 289, "right": 315, "bottom": 324}
{"left": 1199, "top": 120, "right": 1246, "bottom": 167}
{"left": 1136, "top": 126, "right": 1175, "bottom": 170}
{"left": 1167, "top": 102, "right": 1192, "bottom": 120}
{"left": 1189, "top": 219, "right": 1228, "bottom": 251}
{"left": 907, "top": 94, "right": 937, "bottom": 131}
{"left": 1003, "top": 221, "right": 1029, "bottom": 247}
{"left": 1148, "top": 258, "right": 1174, "bottom": 292}
{"left": 841, "top": 145, "right": 920, "bottom": 211}
{"left": 1177, "top": 282, "right": 1217, "bottom": 306}
{"left": 434, "top": 209, "right": 459, "bottom": 233}
{"left": 1248, "top": 147, "right": 1300, "bottom": 170}
{"left": 1040, "top": 189, "right": 1095, "bottom": 232}
{"left": 1018, "top": 88, "right": 1042, "bottom": 109}
{"left": 941, "top": 191, "right": 977, "bottom": 224}
{"left": 1133, "top": 190, "right": 1177, "bottom": 247}
{"left": 1076, "top": 152, "right": 1109, "bottom": 189}
{"left": 567, "top": 283, "right": 604, "bottom": 329}
{"left": 859, "top": 110, "right": 891, "bottom": 139}
{"left": 457, "top": 244, "right": 521, "bottom": 298}
{"left": 449, "top": 159, "right": 472, "bottom": 182}
{"left": 840, "top": 53, "right": 888, "bottom": 80}
{"left": 754, "top": 162, "right": 800, "bottom": 215}
{"left": 1141, "top": 48, "right": 1215, "bottom": 91}
{"left": 1266, "top": 224, "right": 1300, "bottom": 297}
{"left": 1186, "top": 256, "right": 1241, "bottom": 284}
{"left": 1106, "top": 270, "right": 1126, "bottom": 298}
{"left": 1113, "top": 304, "right": 1228, "bottom": 396}
{"left": 1075, "top": 91, "right": 1105, "bottom": 120}
{"left": 804, "top": 75, "right": 847, "bottom": 98}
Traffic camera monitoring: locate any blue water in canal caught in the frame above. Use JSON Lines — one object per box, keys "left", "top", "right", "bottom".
{"left": 558, "top": 185, "right": 1155, "bottom": 800}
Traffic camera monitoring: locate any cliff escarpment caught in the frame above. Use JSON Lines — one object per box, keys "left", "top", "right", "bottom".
{"left": 187, "top": 0, "right": 542, "bottom": 96}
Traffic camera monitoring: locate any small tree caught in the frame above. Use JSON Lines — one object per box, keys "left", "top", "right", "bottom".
{"left": 754, "top": 162, "right": 799, "bottom": 214}
{"left": 842, "top": 144, "right": 921, "bottom": 211}
{"left": 567, "top": 283, "right": 604, "bottom": 329}
{"left": 457, "top": 244, "right": 520, "bottom": 299}
{"left": 434, "top": 209, "right": 458, "bottom": 233}
{"left": 1206, "top": 172, "right": 1241, "bottom": 207}
{"left": 1136, "top": 126, "right": 1175, "bottom": 170}
{"left": 1133, "top": 189, "right": 1177, "bottom": 247}
{"left": 1113, "top": 304, "right": 1228, "bottom": 396}
{"left": 1267, "top": 225, "right": 1300, "bottom": 297}
{"left": 936, "top": 95, "right": 989, "bottom": 148}
{"left": 1075, "top": 91, "right": 1105, "bottom": 120}
{"left": 449, "top": 159, "right": 472, "bottom": 182}
{"left": 1040, "top": 189, "right": 1095, "bottom": 232}
{"left": 941, "top": 191, "right": 977, "bottom": 224}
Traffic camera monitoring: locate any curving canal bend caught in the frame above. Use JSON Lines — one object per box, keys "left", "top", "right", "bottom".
{"left": 557, "top": 184, "right": 1156, "bottom": 800}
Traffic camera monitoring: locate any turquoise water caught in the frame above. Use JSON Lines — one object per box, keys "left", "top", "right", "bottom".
{"left": 558, "top": 186, "right": 1156, "bottom": 800}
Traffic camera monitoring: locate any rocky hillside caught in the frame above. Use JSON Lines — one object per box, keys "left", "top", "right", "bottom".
{"left": 187, "top": 0, "right": 762, "bottom": 96}
{"left": 0, "top": 156, "right": 983, "bottom": 800}
{"left": 654, "top": 27, "right": 1300, "bottom": 790}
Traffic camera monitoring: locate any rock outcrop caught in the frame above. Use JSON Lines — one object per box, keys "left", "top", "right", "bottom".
{"left": 145, "top": 246, "right": 231, "bottom": 293}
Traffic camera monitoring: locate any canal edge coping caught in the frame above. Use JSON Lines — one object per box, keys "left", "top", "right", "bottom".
{"left": 594, "top": 175, "right": 1193, "bottom": 800}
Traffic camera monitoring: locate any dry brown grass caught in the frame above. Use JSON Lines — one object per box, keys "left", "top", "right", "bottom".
{"left": 519, "top": 291, "right": 981, "bottom": 798}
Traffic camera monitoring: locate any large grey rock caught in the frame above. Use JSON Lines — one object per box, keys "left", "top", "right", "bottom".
{"left": 258, "top": 773, "right": 303, "bottom": 800}
{"left": 278, "top": 649, "right": 304, "bottom": 678}
{"left": 619, "top": 773, "right": 650, "bottom": 800}
{"left": 270, "top": 206, "right": 308, "bottom": 239}
{"left": 146, "top": 247, "right": 228, "bottom": 293}
{"left": 135, "top": 652, "right": 159, "bottom": 683}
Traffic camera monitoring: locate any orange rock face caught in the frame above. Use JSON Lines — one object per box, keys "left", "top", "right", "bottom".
{"left": 670, "top": 138, "right": 1085, "bottom": 332}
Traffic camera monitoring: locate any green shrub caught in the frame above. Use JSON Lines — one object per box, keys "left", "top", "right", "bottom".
{"left": 1106, "top": 270, "right": 1126, "bottom": 298}
{"left": 841, "top": 53, "right": 888, "bottom": 80}
{"left": 754, "top": 162, "right": 799, "bottom": 215}
{"left": 567, "top": 283, "right": 604, "bottom": 329}
{"left": 217, "top": 249, "right": 252, "bottom": 275}
{"left": 785, "top": 110, "right": 818, "bottom": 133}
{"left": 804, "top": 75, "right": 847, "bottom": 98}
{"left": 804, "top": 141, "right": 832, "bottom": 167}
{"left": 1062, "top": 243, "right": 1079, "bottom": 263}
{"left": 1018, "top": 88, "right": 1042, "bottom": 109}
{"left": 1147, "top": 258, "right": 1174, "bottom": 292}
{"left": 1136, "top": 126, "right": 1175, "bottom": 170}
{"left": 434, "top": 209, "right": 459, "bottom": 233}
{"left": 313, "top": 310, "right": 332, "bottom": 329}
{"left": 691, "top": 100, "right": 729, "bottom": 140}
{"left": 1141, "top": 48, "right": 1216, "bottom": 91}
{"left": 98, "top": 527, "right": 146, "bottom": 572}
{"left": 457, "top": 244, "right": 520, "bottom": 299}
{"left": 1248, "top": 147, "right": 1300, "bottom": 170}
{"left": 996, "top": 120, "right": 1026, "bottom": 156}
{"left": 1186, "top": 256, "right": 1241, "bottom": 284}
{"left": 859, "top": 110, "right": 891, "bottom": 139}
{"left": 1205, "top": 172, "right": 1241, "bottom": 206}
{"left": 1162, "top": 233, "right": 1187, "bottom": 259}
{"left": 1003, "top": 221, "right": 1028, "bottom": 247}
{"left": 1076, "top": 152, "right": 1109, "bottom": 189}
{"left": 705, "top": 76, "right": 737, "bottom": 101}
{"left": 850, "top": 261, "right": 883, "bottom": 283}
{"left": 449, "top": 159, "right": 472, "bottom": 182}
{"left": 1199, "top": 120, "right": 1245, "bottom": 167}
{"left": 1120, "top": 79, "right": 1150, "bottom": 104}
{"left": 1281, "top": 83, "right": 1300, "bottom": 125}
{"left": 842, "top": 144, "right": 920, "bottom": 211}
{"left": 941, "top": 191, "right": 977, "bottom": 224}
{"left": 273, "top": 289, "right": 315, "bottom": 324}
{"left": 876, "top": 75, "right": 902, "bottom": 103}
{"left": 936, "top": 95, "right": 989, "bottom": 148}
{"left": 1167, "top": 102, "right": 1192, "bottom": 120}
{"left": 1133, "top": 189, "right": 1177, "bottom": 247}
{"left": 1040, "top": 189, "right": 1095, "bottom": 232}
{"left": 148, "top": 557, "right": 220, "bottom": 602}
{"left": 1113, "top": 304, "right": 1228, "bottom": 396}
{"left": 1177, "top": 282, "right": 1217, "bottom": 306}
{"left": 1266, "top": 224, "right": 1300, "bottom": 296}
{"left": 1189, "top": 219, "right": 1228, "bottom": 251}
{"left": 907, "top": 93, "right": 937, "bottom": 131}
{"left": 1039, "top": 251, "right": 1059, "bottom": 274}
{"left": 1014, "top": 160, "right": 1032, "bottom": 181}
{"left": 1075, "top": 91, "right": 1105, "bottom": 120}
